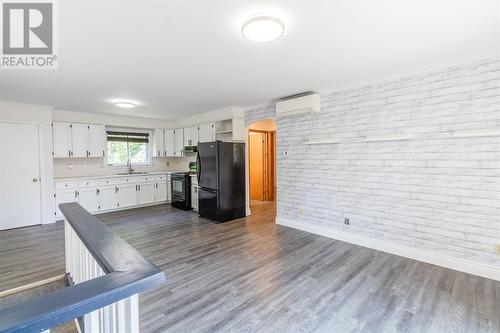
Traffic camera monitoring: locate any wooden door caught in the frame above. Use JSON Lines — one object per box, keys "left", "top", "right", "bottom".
{"left": 249, "top": 130, "right": 276, "bottom": 201}
{"left": 0, "top": 122, "right": 42, "bottom": 229}
{"left": 249, "top": 132, "right": 265, "bottom": 200}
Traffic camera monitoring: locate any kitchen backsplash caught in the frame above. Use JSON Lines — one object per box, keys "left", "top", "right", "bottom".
{"left": 53, "top": 156, "right": 196, "bottom": 178}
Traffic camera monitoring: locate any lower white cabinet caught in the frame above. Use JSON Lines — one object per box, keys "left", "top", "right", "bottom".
{"left": 191, "top": 184, "right": 198, "bottom": 211}
{"left": 55, "top": 174, "right": 171, "bottom": 219}
{"left": 55, "top": 189, "right": 78, "bottom": 218}
{"left": 156, "top": 181, "right": 167, "bottom": 202}
{"left": 99, "top": 186, "right": 117, "bottom": 211}
{"left": 138, "top": 183, "right": 155, "bottom": 205}
{"left": 118, "top": 184, "right": 137, "bottom": 208}
{"left": 78, "top": 188, "right": 99, "bottom": 213}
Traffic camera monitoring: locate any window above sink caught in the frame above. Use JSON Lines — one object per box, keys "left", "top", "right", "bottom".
{"left": 106, "top": 128, "right": 153, "bottom": 167}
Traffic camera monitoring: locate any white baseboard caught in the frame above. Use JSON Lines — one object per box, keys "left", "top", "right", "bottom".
{"left": 276, "top": 216, "right": 500, "bottom": 282}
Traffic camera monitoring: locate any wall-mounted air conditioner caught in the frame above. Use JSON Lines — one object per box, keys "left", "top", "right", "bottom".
{"left": 275, "top": 93, "right": 321, "bottom": 117}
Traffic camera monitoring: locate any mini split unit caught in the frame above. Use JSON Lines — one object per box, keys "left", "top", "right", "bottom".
{"left": 275, "top": 93, "right": 321, "bottom": 117}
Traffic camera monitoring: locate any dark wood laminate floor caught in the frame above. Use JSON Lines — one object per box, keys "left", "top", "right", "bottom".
{"left": 1, "top": 201, "right": 499, "bottom": 333}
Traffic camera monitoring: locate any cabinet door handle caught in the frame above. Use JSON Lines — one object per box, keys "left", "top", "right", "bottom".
{"left": 115, "top": 187, "right": 119, "bottom": 193}
{"left": 102, "top": 150, "right": 105, "bottom": 157}
{"left": 164, "top": 150, "right": 166, "bottom": 156}
{"left": 68, "top": 150, "right": 71, "bottom": 157}
{"left": 96, "top": 189, "right": 100, "bottom": 195}
{"left": 75, "top": 190, "right": 78, "bottom": 198}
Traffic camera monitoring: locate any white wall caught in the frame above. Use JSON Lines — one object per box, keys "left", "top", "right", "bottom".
{"left": 0, "top": 101, "right": 55, "bottom": 224}
{"left": 244, "top": 57, "right": 500, "bottom": 279}
{"left": 174, "top": 106, "right": 245, "bottom": 128}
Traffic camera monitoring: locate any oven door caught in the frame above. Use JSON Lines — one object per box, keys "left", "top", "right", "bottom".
{"left": 171, "top": 176, "right": 185, "bottom": 201}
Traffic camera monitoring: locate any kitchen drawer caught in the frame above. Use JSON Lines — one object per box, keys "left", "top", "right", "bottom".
{"left": 55, "top": 180, "right": 78, "bottom": 190}
{"left": 136, "top": 176, "right": 155, "bottom": 183}
{"left": 154, "top": 174, "right": 168, "bottom": 181}
{"left": 78, "top": 179, "right": 98, "bottom": 188}
{"left": 99, "top": 177, "right": 133, "bottom": 186}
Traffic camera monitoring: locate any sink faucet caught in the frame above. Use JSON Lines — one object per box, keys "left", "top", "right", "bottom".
{"left": 127, "top": 159, "right": 134, "bottom": 174}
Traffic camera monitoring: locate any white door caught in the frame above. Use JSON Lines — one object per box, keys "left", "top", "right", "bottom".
{"left": 118, "top": 184, "right": 137, "bottom": 208}
{"left": 78, "top": 188, "right": 99, "bottom": 213}
{"left": 88, "top": 124, "right": 106, "bottom": 158}
{"left": 138, "top": 183, "right": 155, "bottom": 204}
{"left": 155, "top": 182, "right": 167, "bottom": 201}
{"left": 0, "top": 123, "right": 42, "bottom": 229}
{"left": 152, "top": 129, "right": 165, "bottom": 157}
{"left": 99, "top": 186, "right": 117, "bottom": 211}
{"left": 52, "top": 122, "right": 71, "bottom": 158}
{"left": 174, "top": 128, "right": 184, "bottom": 156}
{"left": 55, "top": 189, "right": 77, "bottom": 220}
{"left": 71, "top": 123, "right": 89, "bottom": 158}
{"left": 199, "top": 123, "right": 215, "bottom": 143}
{"left": 164, "top": 129, "right": 175, "bottom": 157}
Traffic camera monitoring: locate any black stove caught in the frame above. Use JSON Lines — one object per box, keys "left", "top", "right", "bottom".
{"left": 170, "top": 172, "right": 192, "bottom": 211}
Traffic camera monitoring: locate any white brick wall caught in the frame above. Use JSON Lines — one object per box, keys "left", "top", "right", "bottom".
{"left": 245, "top": 57, "right": 500, "bottom": 268}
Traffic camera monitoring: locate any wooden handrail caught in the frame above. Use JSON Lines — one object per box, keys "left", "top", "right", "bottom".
{"left": 0, "top": 203, "right": 165, "bottom": 333}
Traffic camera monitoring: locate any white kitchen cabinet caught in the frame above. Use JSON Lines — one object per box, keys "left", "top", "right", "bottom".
{"left": 167, "top": 177, "right": 171, "bottom": 202}
{"left": 153, "top": 129, "right": 165, "bottom": 157}
{"left": 184, "top": 126, "right": 199, "bottom": 147}
{"left": 191, "top": 184, "right": 198, "bottom": 211}
{"left": 155, "top": 181, "right": 167, "bottom": 202}
{"left": 71, "top": 123, "right": 89, "bottom": 158}
{"left": 55, "top": 189, "right": 77, "bottom": 218}
{"left": 88, "top": 124, "right": 106, "bottom": 158}
{"left": 164, "top": 129, "right": 175, "bottom": 157}
{"left": 198, "top": 123, "right": 215, "bottom": 143}
{"left": 53, "top": 122, "right": 107, "bottom": 159}
{"left": 99, "top": 186, "right": 117, "bottom": 211}
{"left": 52, "top": 122, "right": 71, "bottom": 158}
{"left": 117, "top": 184, "right": 137, "bottom": 208}
{"left": 174, "top": 128, "right": 184, "bottom": 156}
{"left": 78, "top": 188, "right": 99, "bottom": 213}
{"left": 138, "top": 183, "right": 155, "bottom": 205}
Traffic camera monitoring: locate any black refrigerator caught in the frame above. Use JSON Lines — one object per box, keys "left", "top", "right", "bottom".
{"left": 197, "top": 141, "right": 245, "bottom": 223}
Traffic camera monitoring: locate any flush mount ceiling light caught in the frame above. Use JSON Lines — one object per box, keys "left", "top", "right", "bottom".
{"left": 114, "top": 101, "right": 136, "bottom": 108}
{"left": 242, "top": 16, "right": 284, "bottom": 42}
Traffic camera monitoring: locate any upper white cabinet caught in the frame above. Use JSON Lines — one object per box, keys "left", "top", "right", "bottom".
{"left": 153, "top": 129, "right": 165, "bottom": 157}
{"left": 71, "top": 123, "right": 89, "bottom": 158}
{"left": 164, "top": 129, "right": 175, "bottom": 157}
{"left": 174, "top": 128, "right": 184, "bottom": 156}
{"left": 214, "top": 118, "right": 245, "bottom": 142}
{"left": 52, "top": 122, "right": 71, "bottom": 158}
{"left": 88, "top": 124, "right": 106, "bottom": 158}
{"left": 52, "top": 122, "right": 107, "bottom": 159}
{"left": 198, "top": 123, "right": 215, "bottom": 143}
{"left": 184, "top": 126, "right": 199, "bottom": 147}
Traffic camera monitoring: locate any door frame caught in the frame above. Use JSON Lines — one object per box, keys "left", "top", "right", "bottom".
{"left": 248, "top": 129, "right": 276, "bottom": 202}
{"left": 0, "top": 121, "right": 43, "bottom": 229}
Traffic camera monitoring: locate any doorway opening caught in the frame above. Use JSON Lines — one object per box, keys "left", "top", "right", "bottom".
{"left": 248, "top": 119, "right": 276, "bottom": 205}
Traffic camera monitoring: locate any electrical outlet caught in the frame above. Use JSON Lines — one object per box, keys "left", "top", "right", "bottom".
{"left": 344, "top": 218, "right": 350, "bottom": 225}
{"left": 495, "top": 244, "right": 500, "bottom": 255}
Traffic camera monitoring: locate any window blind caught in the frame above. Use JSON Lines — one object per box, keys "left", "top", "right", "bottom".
{"left": 106, "top": 131, "right": 149, "bottom": 143}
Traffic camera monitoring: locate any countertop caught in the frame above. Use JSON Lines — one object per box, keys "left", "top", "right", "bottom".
{"left": 54, "top": 171, "right": 185, "bottom": 182}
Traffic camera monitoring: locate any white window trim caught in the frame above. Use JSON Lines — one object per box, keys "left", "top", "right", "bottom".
{"left": 105, "top": 127, "right": 153, "bottom": 168}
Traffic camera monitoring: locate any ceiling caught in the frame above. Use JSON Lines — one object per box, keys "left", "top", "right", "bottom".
{"left": 1, "top": 0, "right": 499, "bottom": 120}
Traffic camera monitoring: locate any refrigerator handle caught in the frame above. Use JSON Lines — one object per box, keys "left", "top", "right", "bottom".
{"left": 196, "top": 152, "right": 201, "bottom": 183}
